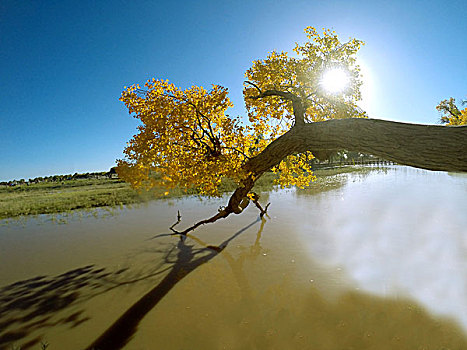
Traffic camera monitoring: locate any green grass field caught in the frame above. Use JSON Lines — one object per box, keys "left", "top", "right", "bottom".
{"left": 0, "top": 167, "right": 369, "bottom": 220}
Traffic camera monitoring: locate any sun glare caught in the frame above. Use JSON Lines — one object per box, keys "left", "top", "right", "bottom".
{"left": 321, "top": 68, "right": 349, "bottom": 93}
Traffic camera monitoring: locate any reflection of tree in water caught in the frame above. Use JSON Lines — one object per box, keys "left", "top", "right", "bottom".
{"left": 86, "top": 218, "right": 263, "bottom": 349}
{"left": 2, "top": 212, "right": 467, "bottom": 350}
{"left": 139, "top": 219, "right": 467, "bottom": 350}
{"left": 294, "top": 166, "right": 392, "bottom": 196}
{"left": 189, "top": 217, "right": 267, "bottom": 302}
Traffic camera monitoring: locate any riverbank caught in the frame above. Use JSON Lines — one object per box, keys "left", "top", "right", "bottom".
{"left": 0, "top": 166, "right": 370, "bottom": 220}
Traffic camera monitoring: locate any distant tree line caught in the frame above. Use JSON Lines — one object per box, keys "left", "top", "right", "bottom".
{"left": 0, "top": 167, "right": 118, "bottom": 187}
{"left": 310, "top": 150, "right": 396, "bottom": 168}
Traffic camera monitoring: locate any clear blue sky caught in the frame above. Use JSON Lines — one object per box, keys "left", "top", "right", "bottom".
{"left": 1, "top": 0, "right": 466, "bottom": 181}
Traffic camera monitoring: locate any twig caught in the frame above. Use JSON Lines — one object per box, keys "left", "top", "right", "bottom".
{"left": 170, "top": 208, "right": 233, "bottom": 236}
{"left": 250, "top": 192, "right": 270, "bottom": 218}
{"left": 169, "top": 210, "right": 182, "bottom": 233}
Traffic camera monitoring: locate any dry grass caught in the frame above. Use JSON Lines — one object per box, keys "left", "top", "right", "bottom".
{"left": 0, "top": 167, "right": 370, "bottom": 220}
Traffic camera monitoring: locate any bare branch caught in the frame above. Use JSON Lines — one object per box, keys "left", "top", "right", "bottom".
{"left": 248, "top": 88, "right": 297, "bottom": 101}
{"left": 244, "top": 80, "right": 262, "bottom": 94}
{"left": 171, "top": 208, "right": 233, "bottom": 236}
{"left": 246, "top": 88, "right": 305, "bottom": 126}
{"left": 169, "top": 210, "right": 182, "bottom": 234}
{"left": 222, "top": 146, "right": 252, "bottom": 160}
{"left": 250, "top": 192, "right": 270, "bottom": 218}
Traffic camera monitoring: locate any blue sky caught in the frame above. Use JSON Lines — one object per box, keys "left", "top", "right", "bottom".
{"left": 1, "top": 0, "right": 466, "bottom": 181}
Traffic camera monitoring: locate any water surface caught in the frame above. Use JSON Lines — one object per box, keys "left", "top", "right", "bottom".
{"left": 1, "top": 166, "right": 466, "bottom": 349}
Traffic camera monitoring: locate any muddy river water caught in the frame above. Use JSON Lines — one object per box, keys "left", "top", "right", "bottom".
{"left": 1, "top": 166, "right": 466, "bottom": 349}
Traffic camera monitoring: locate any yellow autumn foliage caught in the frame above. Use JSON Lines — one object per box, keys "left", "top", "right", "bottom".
{"left": 436, "top": 97, "right": 467, "bottom": 126}
{"left": 117, "top": 27, "right": 366, "bottom": 196}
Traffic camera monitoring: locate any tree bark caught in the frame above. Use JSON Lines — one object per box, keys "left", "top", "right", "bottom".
{"left": 243, "top": 118, "right": 466, "bottom": 174}
{"left": 296, "top": 118, "right": 467, "bottom": 172}
{"left": 225, "top": 118, "right": 467, "bottom": 212}
{"left": 177, "top": 118, "right": 466, "bottom": 234}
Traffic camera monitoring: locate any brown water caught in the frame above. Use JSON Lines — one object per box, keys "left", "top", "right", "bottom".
{"left": 1, "top": 166, "right": 466, "bottom": 349}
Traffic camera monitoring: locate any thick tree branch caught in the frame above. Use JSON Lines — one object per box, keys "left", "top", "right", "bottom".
{"left": 245, "top": 82, "right": 305, "bottom": 126}
{"left": 294, "top": 119, "right": 467, "bottom": 172}
{"left": 225, "top": 118, "right": 466, "bottom": 218}
{"left": 174, "top": 118, "right": 467, "bottom": 234}
{"left": 239, "top": 118, "right": 467, "bottom": 177}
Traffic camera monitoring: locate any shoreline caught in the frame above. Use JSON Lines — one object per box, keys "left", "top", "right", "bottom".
{"left": 0, "top": 166, "right": 376, "bottom": 221}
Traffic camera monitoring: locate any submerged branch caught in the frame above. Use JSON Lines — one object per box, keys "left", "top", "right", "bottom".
{"left": 170, "top": 190, "right": 271, "bottom": 235}
{"left": 170, "top": 208, "right": 233, "bottom": 236}
{"left": 169, "top": 210, "right": 182, "bottom": 233}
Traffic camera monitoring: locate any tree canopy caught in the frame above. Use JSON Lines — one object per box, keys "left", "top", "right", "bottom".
{"left": 117, "top": 27, "right": 365, "bottom": 196}
{"left": 117, "top": 27, "right": 467, "bottom": 234}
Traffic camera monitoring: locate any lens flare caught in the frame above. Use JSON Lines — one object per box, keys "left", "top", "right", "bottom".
{"left": 321, "top": 68, "right": 349, "bottom": 93}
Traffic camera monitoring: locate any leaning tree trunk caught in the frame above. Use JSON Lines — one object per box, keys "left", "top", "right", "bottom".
{"left": 295, "top": 118, "right": 467, "bottom": 172}
{"left": 176, "top": 118, "right": 467, "bottom": 234}
{"left": 227, "top": 118, "right": 467, "bottom": 208}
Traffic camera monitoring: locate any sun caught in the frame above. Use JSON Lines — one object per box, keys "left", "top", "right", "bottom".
{"left": 320, "top": 68, "right": 349, "bottom": 93}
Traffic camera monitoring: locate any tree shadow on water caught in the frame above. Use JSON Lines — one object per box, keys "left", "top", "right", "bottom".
{"left": 0, "top": 265, "right": 127, "bottom": 349}
{"left": 0, "top": 218, "right": 262, "bottom": 350}
{"left": 86, "top": 218, "right": 262, "bottom": 350}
